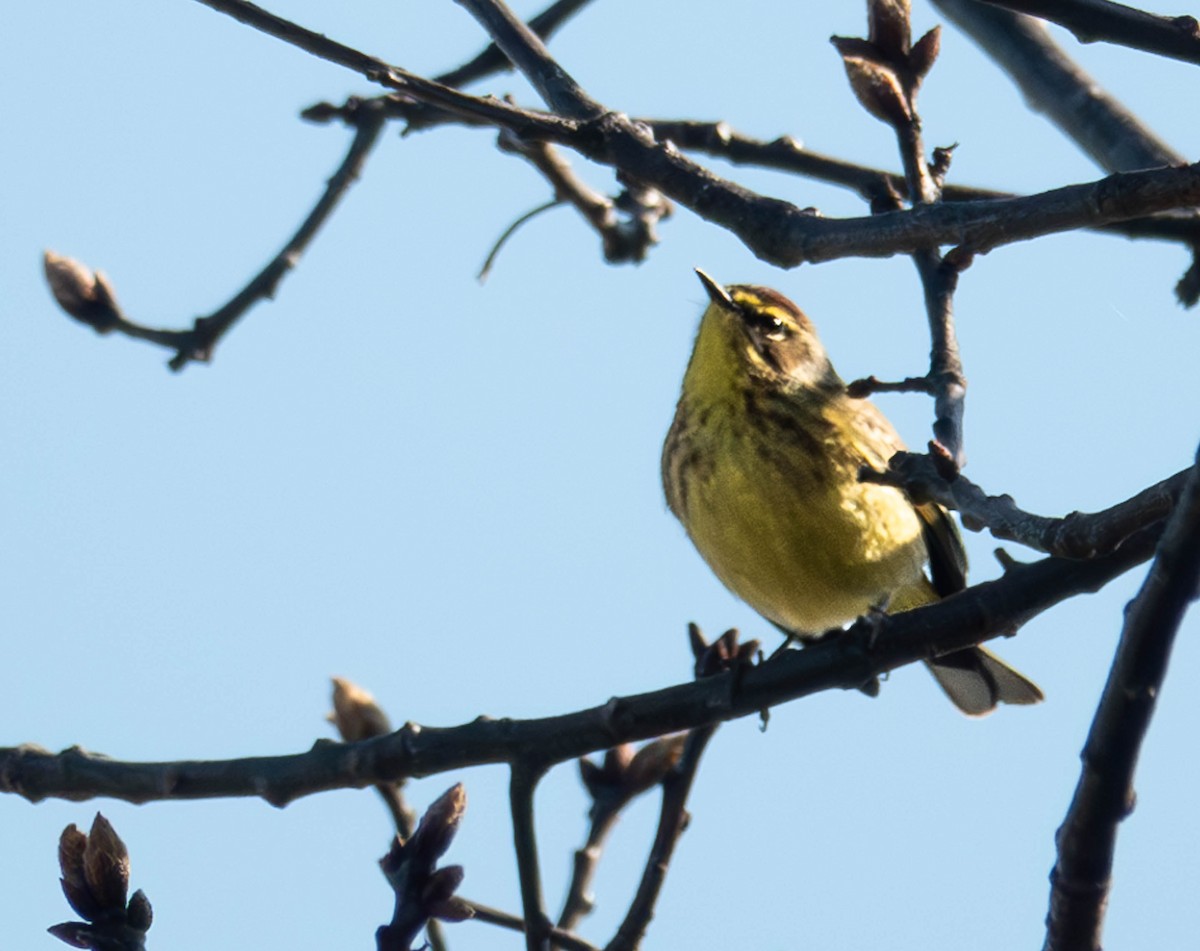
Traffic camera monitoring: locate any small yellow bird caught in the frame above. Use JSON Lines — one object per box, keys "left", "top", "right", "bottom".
{"left": 662, "top": 270, "right": 1042, "bottom": 715}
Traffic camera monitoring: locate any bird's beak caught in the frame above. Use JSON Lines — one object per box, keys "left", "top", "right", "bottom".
{"left": 694, "top": 268, "right": 734, "bottom": 308}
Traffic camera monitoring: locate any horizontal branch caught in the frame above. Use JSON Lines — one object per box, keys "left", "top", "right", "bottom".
{"left": 1, "top": 522, "right": 1163, "bottom": 807}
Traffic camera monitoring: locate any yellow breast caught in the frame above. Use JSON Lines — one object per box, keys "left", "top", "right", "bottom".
{"left": 671, "top": 401, "right": 932, "bottom": 634}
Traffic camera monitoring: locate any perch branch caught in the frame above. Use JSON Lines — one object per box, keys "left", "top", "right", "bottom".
{"left": 1, "top": 515, "right": 1170, "bottom": 807}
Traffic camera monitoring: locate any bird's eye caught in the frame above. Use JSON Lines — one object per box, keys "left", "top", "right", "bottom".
{"left": 751, "top": 310, "right": 790, "bottom": 340}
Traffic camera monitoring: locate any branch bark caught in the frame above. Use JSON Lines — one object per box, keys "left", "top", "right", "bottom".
{"left": 1, "top": 521, "right": 1166, "bottom": 807}
{"left": 1043, "top": 446, "right": 1200, "bottom": 951}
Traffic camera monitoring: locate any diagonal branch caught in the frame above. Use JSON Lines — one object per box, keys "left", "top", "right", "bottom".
{"left": 605, "top": 726, "right": 716, "bottom": 951}
{"left": 980, "top": 0, "right": 1200, "bottom": 66}
{"left": 862, "top": 454, "right": 1192, "bottom": 558}
{"left": 0, "top": 517, "right": 1168, "bottom": 807}
{"left": 933, "top": 0, "right": 1184, "bottom": 171}
{"left": 451, "top": 0, "right": 603, "bottom": 118}
{"left": 1043, "top": 445, "right": 1200, "bottom": 951}
{"left": 45, "top": 100, "right": 387, "bottom": 369}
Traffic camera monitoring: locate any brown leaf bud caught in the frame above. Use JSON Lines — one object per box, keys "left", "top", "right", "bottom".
{"left": 82, "top": 814, "right": 130, "bottom": 913}
{"left": 411, "top": 783, "right": 466, "bottom": 864}
{"left": 42, "top": 251, "right": 122, "bottom": 333}
{"left": 126, "top": 889, "right": 154, "bottom": 932}
{"left": 868, "top": 0, "right": 912, "bottom": 55}
{"left": 421, "top": 864, "right": 465, "bottom": 905}
{"left": 910, "top": 26, "right": 941, "bottom": 80}
{"left": 835, "top": 48, "right": 912, "bottom": 127}
{"left": 58, "top": 825, "right": 100, "bottom": 921}
{"left": 47, "top": 922, "right": 93, "bottom": 948}
{"left": 329, "top": 676, "right": 392, "bottom": 742}
{"left": 623, "top": 734, "right": 687, "bottom": 794}
{"left": 429, "top": 895, "right": 476, "bottom": 923}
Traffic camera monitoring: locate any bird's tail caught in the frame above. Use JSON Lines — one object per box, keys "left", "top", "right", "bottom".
{"left": 925, "top": 647, "right": 1044, "bottom": 717}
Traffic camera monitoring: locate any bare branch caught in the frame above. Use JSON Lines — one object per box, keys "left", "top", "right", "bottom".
{"left": 836, "top": 3, "right": 969, "bottom": 466}
{"left": 605, "top": 727, "right": 716, "bottom": 951}
{"left": 451, "top": 0, "right": 603, "bottom": 118}
{"left": 933, "top": 0, "right": 1184, "bottom": 171}
{"left": 192, "top": 2, "right": 1200, "bottom": 269}
{"left": 439, "top": 0, "right": 596, "bottom": 88}
{"left": 561, "top": 737, "right": 687, "bottom": 932}
{"left": 510, "top": 762, "right": 551, "bottom": 951}
{"left": 980, "top": 0, "right": 1200, "bottom": 66}
{"left": 1044, "top": 446, "right": 1200, "bottom": 951}
{"left": 464, "top": 900, "right": 599, "bottom": 951}
{"left": 862, "top": 454, "right": 1192, "bottom": 558}
{"left": 45, "top": 101, "right": 387, "bottom": 368}
{"left": 1, "top": 522, "right": 1166, "bottom": 807}
{"left": 493, "top": 133, "right": 668, "bottom": 265}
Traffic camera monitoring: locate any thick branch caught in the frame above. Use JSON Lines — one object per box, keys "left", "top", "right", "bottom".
{"left": 934, "top": 0, "right": 1184, "bottom": 171}
{"left": 1043, "top": 447, "right": 1200, "bottom": 951}
{"left": 1, "top": 524, "right": 1164, "bottom": 807}
{"left": 645, "top": 119, "right": 1200, "bottom": 247}
{"left": 193, "top": 2, "right": 1200, "bottom": 268}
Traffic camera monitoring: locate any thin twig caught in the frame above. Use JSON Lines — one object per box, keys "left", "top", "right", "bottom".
{"left": 840, "top": 6, "right": 969, "bottom": 467}
{"left": 560, "top": 737, "right": 688, "bottom": 932}
{"left": 463, "top": 900, "right": 599, "bottom": 951}
{"left": 1043, "top": 445, "right": 1200, "bottom": 951}
{"left": 450, "top": 0, "right": 603, "bottom": 119}
{"left": 494, "top": 134, "right": 667, "bottom": 265}
{"left": 556, "top": 806, "right": 620, "bottom": 931}
{"left": 478, "top": 199, "right": 563, "bottom": 281}
{"left": 439, "top": 0, "right": 595, "bottom": 87}
{"left": 1, "top": 518, "right": 1168, "bottom": 807}
{"left": 510, "top": 762, "right": 551, "bottom": 951}
{"left": 846, "top": 374, "right": 935, "bottom": 397}
{"left": 980, "top": 0, "right": 1200, "bottom": 66}
{"left": 46, "top": 100, "right": 387, "bottom": 368}
{"left": 605, "top": 727, "right": 717, "bottom": 951}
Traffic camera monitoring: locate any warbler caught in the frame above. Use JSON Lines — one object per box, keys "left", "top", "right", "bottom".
{"left": 662, "top": 270, "right": 1042, "bottom": 715}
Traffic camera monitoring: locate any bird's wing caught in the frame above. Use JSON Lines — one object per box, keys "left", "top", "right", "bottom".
{"left": 847, "top": 398, "right": 969, "bottom": 597}
{"left": 916, "top": 501, "right": 968, "bottom": 596}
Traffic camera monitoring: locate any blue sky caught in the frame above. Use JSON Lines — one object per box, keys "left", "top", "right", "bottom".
{"left": 4, "top": 2, "right": 1199, "bottom": 949}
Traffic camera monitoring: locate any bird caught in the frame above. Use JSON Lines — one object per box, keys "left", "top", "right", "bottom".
{"left": 661, "top": 269, "right": 1042, "bottom": 715}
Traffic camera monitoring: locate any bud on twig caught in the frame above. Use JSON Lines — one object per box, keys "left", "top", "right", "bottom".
{"left": 43, "top": 252, "right": 124, "bottom": 333}
{"left": 49, "top": 814, "right": 152, "bottom": 951}
{"left": 329, "top": 676, "right": 392, "bottom": 741}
